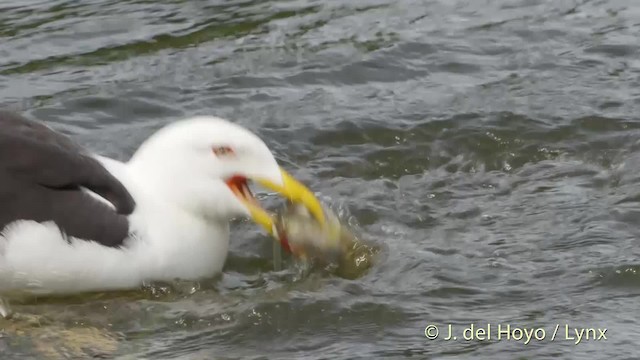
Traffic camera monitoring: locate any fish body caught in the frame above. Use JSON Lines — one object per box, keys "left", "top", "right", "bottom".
{"left": 272, "top": 203, "right": 378, "bottom": 279}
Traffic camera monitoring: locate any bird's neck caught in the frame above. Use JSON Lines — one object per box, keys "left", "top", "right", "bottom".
{"left": 121, "top": 168, "right": 231, "bottom": 281}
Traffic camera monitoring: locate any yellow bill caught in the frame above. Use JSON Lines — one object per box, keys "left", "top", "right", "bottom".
{"left": 227, "top": 167, "right": 326, "bottom": 238}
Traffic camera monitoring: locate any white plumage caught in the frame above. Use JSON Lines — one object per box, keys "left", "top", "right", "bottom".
{"left": 0, "top": 116, "right": 318, "bottom": 299}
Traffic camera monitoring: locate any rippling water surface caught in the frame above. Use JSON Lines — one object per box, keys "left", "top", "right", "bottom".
{"left": 2, "top": 0, "right": 640, "bottom": 359}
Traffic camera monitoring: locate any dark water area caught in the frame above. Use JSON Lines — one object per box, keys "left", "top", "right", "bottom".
{"left": 2, "top": 0, "right": 640, "bottom": 359}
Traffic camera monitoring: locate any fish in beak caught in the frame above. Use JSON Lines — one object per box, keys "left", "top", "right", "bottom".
{"left": 225, "top": 167, "right": 326, "bottom": 240}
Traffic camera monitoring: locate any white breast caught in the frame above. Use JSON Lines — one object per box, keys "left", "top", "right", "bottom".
{"left": 0, "top": 156, "right": 231, "bottom": 296}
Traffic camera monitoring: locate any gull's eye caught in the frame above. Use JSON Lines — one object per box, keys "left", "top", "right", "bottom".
{"left": 212, "top": 146, "right": 235, "bottom": 157}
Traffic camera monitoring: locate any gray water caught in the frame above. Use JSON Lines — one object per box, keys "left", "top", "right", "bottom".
{"left": 1, "top": 0, "right": 640, "bottom": 359}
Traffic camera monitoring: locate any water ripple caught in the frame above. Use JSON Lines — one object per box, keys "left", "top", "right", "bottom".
{"left": 3, "top": 0, "right": 640, "bottom": 358}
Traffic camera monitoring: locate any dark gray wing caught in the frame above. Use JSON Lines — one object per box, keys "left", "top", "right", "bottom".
{"left": 0, "top": 111, "right": 136, "bottom": 248}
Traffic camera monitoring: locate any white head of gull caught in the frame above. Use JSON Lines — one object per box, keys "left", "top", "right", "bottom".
{"left": 0, "top": 115, "right": 325, "bottom": 300}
